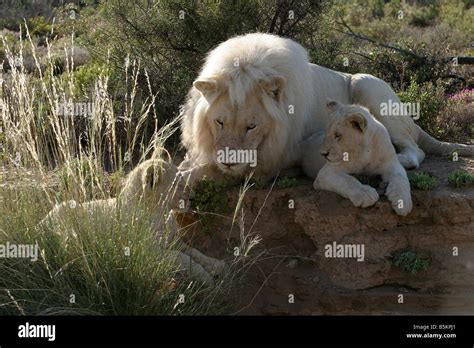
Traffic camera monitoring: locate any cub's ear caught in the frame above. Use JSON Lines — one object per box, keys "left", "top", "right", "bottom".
{"left": 144, "top": 164, "right": 161, "bottom": 189}
{"left": 193, "top": 75, "right": 222, "bottom": 99}
{"left": 260, "top": 75, "right": 286, "bottom": 102}
{"left": 347, "top": 113, "right": 367, "bottom": 133}
{"left": 326, "top": 99, "right": 341, "bottom": 112}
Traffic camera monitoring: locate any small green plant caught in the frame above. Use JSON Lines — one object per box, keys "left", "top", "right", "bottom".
{"left": 409, "top": 171, "right": 438, "bottom": 190}
{"left": 191, "top": 177, "right": 228, "bottom": 233}
{"left": 276, "top": 176, "right": 298, "bottom": 189}
{"left": 448, "top": 170, "right": 474, "bottom": 188}
{"left": 393, "top": 250, "right": 431, "bottom": 275}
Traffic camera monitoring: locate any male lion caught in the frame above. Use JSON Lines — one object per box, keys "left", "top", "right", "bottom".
{"left": 306, "top": 100, "right": 412, "bottom": 216}
{"left": 39, "top": 159, "right": 226, "bottom": 285}
{"left": 180, "top": 33, "right": 473, "bottom": 185}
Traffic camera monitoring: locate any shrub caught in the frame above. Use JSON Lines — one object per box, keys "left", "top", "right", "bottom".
{"left": 276, "top": 176, "right": 298, "bottom": 189}
{"left": 448, "top": 170, "right": 474, "bottom": 188}
{"left": 393, "top": 250, "right": 431, "bottom": 275}
{"left": 409, "top": 172, "right": 438, "bottom": 190}
{"left": 398, "top": 78, "right": 446, "bottom": 138}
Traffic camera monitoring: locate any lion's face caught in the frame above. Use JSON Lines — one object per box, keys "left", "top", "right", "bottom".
{"left": 206, "top": 90, "right": 272, "bottom": 175}
{"left": 320, "top": 101, "right": 368, "bottom": 165}
{"left": 192, "top": 76, "right": 285, "bottom": 176}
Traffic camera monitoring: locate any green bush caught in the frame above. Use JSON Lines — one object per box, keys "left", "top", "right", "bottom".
{"left": 276, "top": 176, "right": 298, "bottom": 189}
{"left": 27, "top": 16, "right": 52, "bottom": 37}
{"left": 393, "top": 250, "right": 431, "bottom": 275}
{"left": 0, "top": 186, "right": 229, "bottom": 315}
{"left": 399, "top": 78, "right": 446, "bottom": 137}
{"left": 448, "top": 170, "right": 474, "bottom": 188}
{"left": 409, "top": 172, "right": 438, "bottom": 190}
{"left": 191, "top": 177, "right": 229, "bottom": 233}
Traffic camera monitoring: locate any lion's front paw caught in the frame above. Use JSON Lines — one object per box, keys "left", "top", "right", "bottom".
{"left": 349, "top": 185, "right": 379, "bottom": 208}
{"left": 385, "top": 181, "right": 412, "bottom": 216}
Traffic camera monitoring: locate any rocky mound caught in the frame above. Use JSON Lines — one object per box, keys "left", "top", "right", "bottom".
{"left": 179, "top": 156, "right": 474, "bottom": 315}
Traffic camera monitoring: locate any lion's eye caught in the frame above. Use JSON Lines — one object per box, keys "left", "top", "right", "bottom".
{"left": 215, "top": 120, "right": 224, "bottom": 128}
{"left": 247, "top": 124, "right": 256, "bottom": 131}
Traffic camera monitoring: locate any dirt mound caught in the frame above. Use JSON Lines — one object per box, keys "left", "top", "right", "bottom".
{"left": 179, "top": 156, "right": 474, "bottom": 315}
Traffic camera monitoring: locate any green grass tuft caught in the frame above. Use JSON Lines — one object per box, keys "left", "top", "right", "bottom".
{"left": 447, "top": 170, "right": 474, "bottom": 188}
{"left": 409, "top": 172, "right": 438, "bottom": 190}
{"left": 276, "top": 176, "right": 298, "bottom": 189}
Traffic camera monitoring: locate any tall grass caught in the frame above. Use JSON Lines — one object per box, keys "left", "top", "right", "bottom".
{"left": 0, "top": 27, "right": 255, "bottom": 315}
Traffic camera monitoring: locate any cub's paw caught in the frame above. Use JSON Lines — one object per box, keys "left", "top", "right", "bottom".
{"left": 386, "top": 182, "right": 412, "bottom": 216}
{"left": 397, "top": 152, "right": 420, "bottom": 170}
{"left": 349, "top": 185, "right": 379, "bottom": 208}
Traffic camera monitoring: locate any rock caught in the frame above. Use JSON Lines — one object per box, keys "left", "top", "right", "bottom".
{"left": 180, "top": 156, "right": 474, "bottom": 315}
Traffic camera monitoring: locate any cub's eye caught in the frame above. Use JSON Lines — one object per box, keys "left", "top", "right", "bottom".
{"left": 215, "top": 120, "right": 224, "bottom": 128}
{"left": 247, "top": 124, "right": 256, "bottom": 131}
{"left": 334, "top": 133, "right": 342, "bottom": 140}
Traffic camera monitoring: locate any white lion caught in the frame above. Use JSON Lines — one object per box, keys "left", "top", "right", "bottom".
{"left": 39, "top": 159, "right": 226, "bottom": 285}
{"left": 179, "top": 33, "right": 473, "bottom": 185}
{"left": 305, "top": 100, "right": 412, "bottom": 216}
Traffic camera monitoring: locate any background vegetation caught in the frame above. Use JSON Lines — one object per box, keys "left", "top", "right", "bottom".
{"left": 0, "top": 0, "right": 472, "bottom": 315}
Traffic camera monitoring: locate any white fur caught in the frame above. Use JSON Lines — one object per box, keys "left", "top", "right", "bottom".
{"left": 181, "top": 33, "right": 472, "bottom": 183}
{"left": 39, "top": 159, "right": 226, "bottom": 284}
{"left": 312, "top": 101, "right": 413, "bottom": 216}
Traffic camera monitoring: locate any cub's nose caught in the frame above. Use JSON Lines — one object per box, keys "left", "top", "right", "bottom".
{"left": 320, "top": 151, "right": 329, "bottom": 158}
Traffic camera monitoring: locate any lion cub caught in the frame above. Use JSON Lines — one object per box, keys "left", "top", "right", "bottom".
{"left": 39, "top": 159, "right": 226, "bottom": 285}
{"left": 313, "top": 100, "right": 412, "bottom": 216}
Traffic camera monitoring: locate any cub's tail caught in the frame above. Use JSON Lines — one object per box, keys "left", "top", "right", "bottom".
{"left": 417, "top": 126, "right": 474, "bottom": 156}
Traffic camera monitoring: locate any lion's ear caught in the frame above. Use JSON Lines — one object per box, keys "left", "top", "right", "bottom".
{"left": 260, "top": 75, "right": 286, "bottom": 102}
{"left": 347, "top": 113, "right": 367, "bottom": 133}
{"left": 326, "top": 99, "right": 341, "bottom": 112}
{"left": 193, "top": 76, "right": 222, "bottom": 99}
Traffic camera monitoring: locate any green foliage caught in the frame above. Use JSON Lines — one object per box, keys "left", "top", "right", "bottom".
{"left": 0, "top": 186, "right": 229, "bottom": 315}
{"left": 409, "top": 172, "right": 438, "bottom": 190}
{"left": 191, "top": 177, "right": 228, "bottom": 233}
{"left": 408, "top": 5, "right": 439, "bottom": 27}
{"left": 276, "top": 176, "right": 298, "bottom": 189}
{"left": 448, "top": 170, "right": 474, "bottom": 188}
{"left": 27, "top": 16, "right": 52, "bottom": 37}
{"left": 191, "top": 177, "right": 227, "bottom": 213}
{"left": 393, "top": 250, "right": 431, "bottom": 275}
{"left": 57, "top": 158, "right": 105, "bottom": 201}
{"left": 73, "top": 63, "right": 108, "bottom": 96}
{"left": 399, "top": 78, "right": 446, "bottom": 137}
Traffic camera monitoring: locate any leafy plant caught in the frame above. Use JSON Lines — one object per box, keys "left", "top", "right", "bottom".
{"left": 276, "top": 176, "right": 298, "bottom": 189}
{"left": 190, "top": 177, "right": 228, "bottom": 233}
{"left": 409, "top": 171, "right": 438, "bottom": 190}
{"left": 393, "top": 250, "right": 431, "bottom": 275}
{"left": 448, "top": 170, "right": 474, "bottom": 188}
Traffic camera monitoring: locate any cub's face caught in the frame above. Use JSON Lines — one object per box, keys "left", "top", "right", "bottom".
{"left": 143, "top": 161, "right": 180, "bottom": 208}
{"left": 320, "top": 101, "right": 368, "bottom": 165}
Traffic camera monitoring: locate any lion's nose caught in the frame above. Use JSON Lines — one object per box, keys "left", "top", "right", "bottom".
{"left": 320, "top": 151, "right": 329, "bottom": 158}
